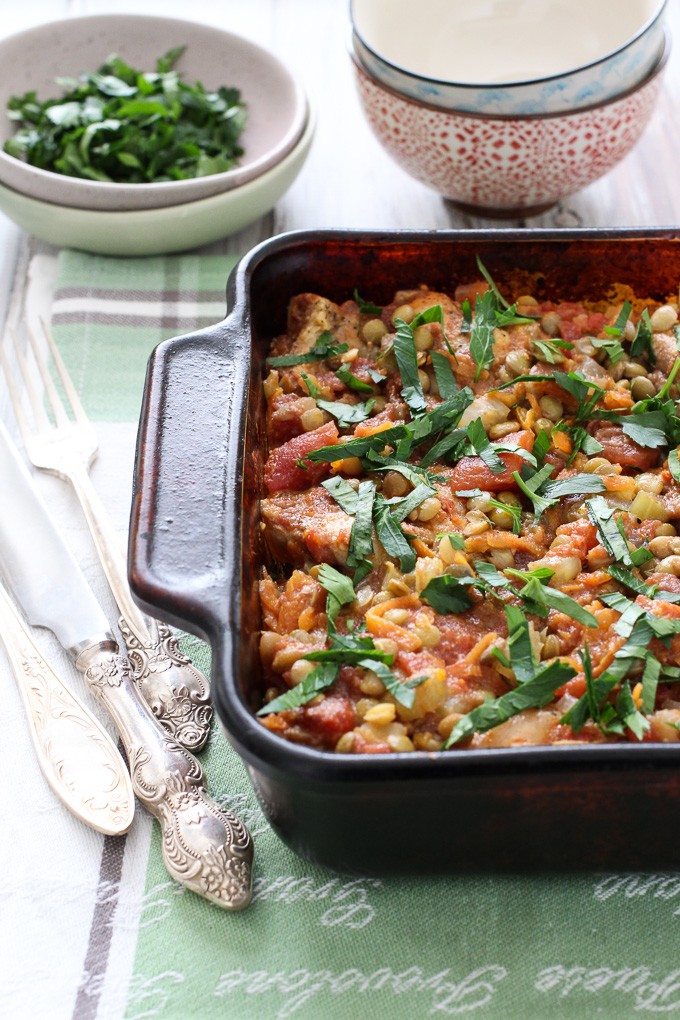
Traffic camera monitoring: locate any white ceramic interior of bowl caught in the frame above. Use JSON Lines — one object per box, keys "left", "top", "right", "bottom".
{"left": 350, "top": 13, "right": 666, "bottom": 116}
{"left": 0, "top": 106, "right": 315, "bottom": 255}
{"left": 351, "top": 0, "right": 666, "bottom": 85}
{"left": 0, "top": 14, "right": 308, "bottom": 211}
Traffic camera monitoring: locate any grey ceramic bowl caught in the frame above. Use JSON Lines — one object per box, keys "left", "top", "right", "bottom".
{"left": 0, "top": 14, "right": 308, "bottom": 211}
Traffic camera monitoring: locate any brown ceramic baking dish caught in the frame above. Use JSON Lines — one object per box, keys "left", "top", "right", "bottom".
{"left": 129, "top": 228, "right": 680, "bottom": 874}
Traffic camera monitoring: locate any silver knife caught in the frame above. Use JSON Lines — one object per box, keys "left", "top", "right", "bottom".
{"left": 0, "top": 422, "right": 253, "bottom": 910}
{"left": 0, "top": 573, "right": 134, "bottom": 836}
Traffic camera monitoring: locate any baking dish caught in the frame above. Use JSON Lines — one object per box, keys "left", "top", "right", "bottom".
{"left": 129, "top": 228, "right": 680, "bottom": 874}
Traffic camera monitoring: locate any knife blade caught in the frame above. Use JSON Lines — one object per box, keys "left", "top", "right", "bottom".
{"left": 0, "top": 574, "right": 134, "bottom": 836}
{"left": 0, "top": 421, "right": 253, "bottom": 909}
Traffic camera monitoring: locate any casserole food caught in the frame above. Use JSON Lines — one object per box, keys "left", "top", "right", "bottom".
{"left": 130, "top": 229, "right": 680, "bottom": 873}
{"left": 257, "top": 270, "right": 680, "bottom": 755}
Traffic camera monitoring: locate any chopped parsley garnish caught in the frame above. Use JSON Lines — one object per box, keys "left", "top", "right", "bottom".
{"left": 267, "top": 331, "right": 349, "bottom": 367}
{"left": 353, "top": 289, "right": 383, "bottom": 315}
{"left": 316, "top": 563, "right": 356, "bottom": 625}
{"left": 532, "top": 337, "right": 574, "bottom": 364}
{"left": 393, "top": 316, "right": 428, "bottom": 416}
{"left": 629, "top": 308, "right": 655, "bottom": 363}
{"left": 585, "top": 496, "right": 632, "bottom": 566}
{"left": 335, "top": 362, "right": 378, "bottom": 393}
{"left": 470, "top": 290, "right": 498, "bottom": 381}
{"left": 257, "top": 662, "right": 339, "bottom": 716}
{"left": 346, "top": 480, "right": 376, "bottom": 584}
{"left": 305, "top": 388, "right": 474, "bottom": 466}
{"left": 373, "top": 493, "right": 417, "bottom": 572}
{"left": 5, "top": 48, "right": 247, "bottom": 184}
{"left": 317, "top": 397, "right": 375, "bottom": 427}
{"left": 669, "top": 447, "right": 680, "bottom": 484}
{"left": 430, "top": 350, "right": 459, "bottom": 398}
{"left": 444, "top": 658, "right": 575, "bottom": 747}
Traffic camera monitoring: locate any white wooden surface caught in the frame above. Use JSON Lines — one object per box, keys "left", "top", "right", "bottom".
{"left": 0, "top": 5, "right": 676, "bottom": 1018}
{"left": 0, "top": 0, "right": 678, "bottom": 311}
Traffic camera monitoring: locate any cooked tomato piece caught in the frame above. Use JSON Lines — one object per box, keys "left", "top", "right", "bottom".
{"left": 589, "top": 423, "right": 659, "bottom": 471}
{"left": 264, "top": 421, "right": 339, "bottom": 492}
{"left": 302, "top": 696, "right": 356, "bottom": 746}
{"left": 447, "top": 429, "right": 534, "bottom": 492}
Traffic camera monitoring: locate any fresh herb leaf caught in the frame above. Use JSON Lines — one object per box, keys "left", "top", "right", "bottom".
{"left": 512, "top": 463, "right": 555, "bottom": 519}
{"left": 532, "top": 337, "right": 574, "bottom": 364}
{"left": 5, "top": 49, "right": 247, "bottom": 184}
{"left": 445, "top": 659, "right": 576, "bottom": 746}
{"left": 669, "top": 447, "right": 680, "bottom": 484}
{"left": 353, "top": 289, "right": 383, "bottom": 315}
{"left": 585, "top": 495, "right": 632, "bottom": 566}
{"left": 386, "top": 482, "right": 436, "bottom": 522}
{"left": 316, "top": 397, "right": 375, "bottom": 427}
{"left": 619, "top": 410, "right": 668, "bottom": 449}
{"left": 335, "top": 362, "right": 377, "bottom": 393}
{"left": 322, "top": 475, "right": 360, "bottom": 515}
{"left": 430, "top": 350, "right": 459, "bottom": 398}
{"left": 591, "top": 334, "right": 625, "bottom": 365}
{"left": 393, "top": 317, "right": 428, "bottom": 416}
{"left": 420, "top": 574, "right": 475, "bottom": 614}
{"left": 606, "top": 563, "right": 652, "bottom": 596}
{"left": 357, "top": 659, "right": 426, "bottom": 709}
{"left": 640, "top": 655, "right": 661, "bottom": 714}
{"left": 532, "top": 429, "right": 551, "bottom": 469}
{"left": 267, "top": 332, "right": 349, "bottom": 367}
{"left": 554, "top": 423, "right": 604, "bottom": 465}
{"left": 505, "top": 604, "right": 537, "bottom": 683}
{"left": 438, "top": 532, "right": 466, "bottom": 551}
{"left": 257, "top": 662, "right": 339, "bottom": 715}
{"left": 461, "top": 299, "right": 473, "bottom": 333}
{"left": 630, "top": 308, "right": 655, "bottom": 363}
{"left": 539, "top": 473, "right": 606, "bottom": 500}
{"left": 373, "top": 494, "right": 416, "bottom": 572}
{"left": 470, "top": 290, "right": 497, "bottom": 381}
{"left": 475, "top": 255, "right": 511, "bottom": 309}
{"left": 316, "top": 563, "right": 356, "bottom": 625}
{"left": 466, "top": 417, "right": 506, "bottom": 475}
{"left": 347, "top": 480, "right": 376, "bottom": 583}
{"left": 305, "top": 389, "right": 474, "bottom": 465}
{"left": 514, "top": 574, "right": 598, "bottom": 628}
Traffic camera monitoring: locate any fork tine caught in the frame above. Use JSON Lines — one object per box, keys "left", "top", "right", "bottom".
{"left": 0, "top": 339, "right": 34, "bottom": 449}
{"left": 1, "top": 327, "right": 52, "bottom": 438}
{"left": 24, "top": 316, "right": 71, "bottom": 429}
{"left": 39, "top": 316, "right": 89, "bottom": 426}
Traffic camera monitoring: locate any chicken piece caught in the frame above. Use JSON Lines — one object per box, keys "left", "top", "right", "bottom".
{"left": 261, "top": 486, "right": 352, "bottom": 567}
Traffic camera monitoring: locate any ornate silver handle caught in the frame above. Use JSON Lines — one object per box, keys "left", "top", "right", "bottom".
{"left": 0, "top": 581, "right": 134, "bottom": 835}
{"left": 76, "top": 638, "right": 253, "bottom": 910}
{"left": 69, "top": 464, "right": 212, "bottom": 751}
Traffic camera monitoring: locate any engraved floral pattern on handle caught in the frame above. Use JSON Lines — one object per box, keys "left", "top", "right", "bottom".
{"left": 79, "top": 643, "right": 253, "bottom": 910}
{"left": 0, "top": 583, "right": 134, "bottom": 835}
{"left": 119, "top": 617, "right": 213, "bottom": 752}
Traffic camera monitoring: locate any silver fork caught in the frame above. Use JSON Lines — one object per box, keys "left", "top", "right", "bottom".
{"left": 1, "top": 316, "right": 213, "bottom": 753}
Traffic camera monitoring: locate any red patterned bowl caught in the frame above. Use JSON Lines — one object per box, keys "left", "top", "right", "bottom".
{"left": 352, "top": 29, "right": 670, "bottom": 218}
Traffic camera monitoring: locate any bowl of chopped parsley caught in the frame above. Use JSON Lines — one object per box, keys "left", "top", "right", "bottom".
{"left": 0, "top": 14, "right": 308, "bottom": 211}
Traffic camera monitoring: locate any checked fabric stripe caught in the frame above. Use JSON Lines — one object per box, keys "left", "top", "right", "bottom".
{"left": 5, "top": 249, "right": 680, "bottom": 1020}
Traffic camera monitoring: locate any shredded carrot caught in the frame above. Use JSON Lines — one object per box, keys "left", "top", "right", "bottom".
{"left": 563, "top": 569, "right": 610, "bottom": 591}
{"left": 526, "top": 391, "right": 542, "bottom": 415}
{"left": 463, "top": 632, "right": 498, "bottom": 665}
{"left": 366, "top": 595, "right": 422, "bottom": 651}
{"left": 603, "top": 389, "right": 634, "bottom": 410}
{"left": 412, "top": 538, "right": 435, "bottom": 557}
{"left": 353, "top": 419, "right": 394, "bottom": 439}
{"left": 552, "top": 430, "right": 572, "bottom": 456}
{"left": 602, "top": 475, "right": 636, "bottom": 493}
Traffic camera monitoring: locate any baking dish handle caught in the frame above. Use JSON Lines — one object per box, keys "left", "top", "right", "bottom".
{"left": 128, "top": 315, "right": 250, "bottom": 643}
